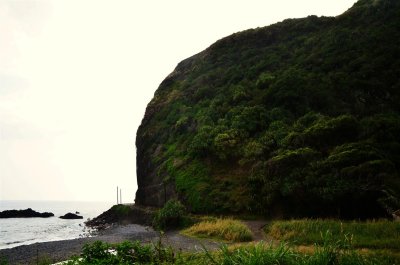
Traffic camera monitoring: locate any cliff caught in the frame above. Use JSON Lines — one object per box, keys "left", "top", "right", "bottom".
{"left": 135, "top": 0, "right": 400, "bottom": 219}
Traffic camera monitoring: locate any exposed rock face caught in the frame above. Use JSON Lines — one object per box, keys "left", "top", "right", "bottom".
{"left": 135, "top": 55, "right": 200, "bottom": 208}
{"left": 0, "top": 208, "right": 54, "bottom": 218}
{"left": 59, "top": 213, "right": 83, "bottom": 219}
{"left": 135, "top": 0, "right": 400, "bottom": 217}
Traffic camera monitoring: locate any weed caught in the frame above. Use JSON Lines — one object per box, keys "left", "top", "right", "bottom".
{"left": 183, "top": 218, "right": 253, "bottom": 242}
{"left": 266, "top": 219, "right": 400, "bottom": 250}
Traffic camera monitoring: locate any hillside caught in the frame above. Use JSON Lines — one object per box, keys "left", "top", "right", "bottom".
{"left": 135, "top": 0, "right": 400, "bottom": 219}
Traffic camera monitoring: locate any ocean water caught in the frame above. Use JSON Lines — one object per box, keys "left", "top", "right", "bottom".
{"left": 0, "top": 200, "right": 113, "bottom": 249}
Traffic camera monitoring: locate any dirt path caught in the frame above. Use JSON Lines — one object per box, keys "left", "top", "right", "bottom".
{"left": 243, "top": 220, "right": 269, "bottom": 242}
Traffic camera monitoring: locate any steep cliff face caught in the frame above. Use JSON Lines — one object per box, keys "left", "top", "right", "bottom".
{"left": 135, "top": 55, "right": 201, "bottom": 207}
{"left": 136, "top": 0, "right": 400, "bottom": 218}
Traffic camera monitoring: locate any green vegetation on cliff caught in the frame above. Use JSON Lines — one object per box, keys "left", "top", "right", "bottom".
{"left": 136, "top": 0, "right": 400, "bottom": 218}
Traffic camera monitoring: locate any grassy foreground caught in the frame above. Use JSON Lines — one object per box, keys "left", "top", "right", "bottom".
{"left": 23, "top": 238, "right": 399, "bottom": 265}
{"left": 182, "top": 218, "right": 253, "bottom": 242}
{"left": 266, "top": 219, "right": 400, "bottom": 250}
{"left": 2, "top": 219, "right": 399, "bottom": 264}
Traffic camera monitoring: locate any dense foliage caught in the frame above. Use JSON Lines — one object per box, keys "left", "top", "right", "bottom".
{"left": 136, "top": 0, "right": 400, "bottom": 218}
{"left": 153, "top": 199, "right": 187, "bottom": 230}
{"left": 64, "top": 240, "right": 175, "bottom": 265}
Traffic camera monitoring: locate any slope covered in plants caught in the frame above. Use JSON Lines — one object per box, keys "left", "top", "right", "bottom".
{"left": 135, "top": 0, "right": 400, "bottom": 218}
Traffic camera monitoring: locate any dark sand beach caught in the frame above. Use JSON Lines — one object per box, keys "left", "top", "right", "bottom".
{"left": 0, "top": 224, "right": 221, "bottom": 265}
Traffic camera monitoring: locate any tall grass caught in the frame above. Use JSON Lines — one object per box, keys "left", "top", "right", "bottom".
{"left": 17, "top": 237, "right": 400, "bottom": 265}
{"left": 182, "top": 218, "right": 253, "bottom": 242}
{"left": 266, "top": 219, "right": 400, "bottom": 250}
{"left": 187, "top": 240, "right": 399, "bottom": 265}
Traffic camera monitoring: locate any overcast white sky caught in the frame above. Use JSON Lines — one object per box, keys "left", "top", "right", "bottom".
{"left": 0, "top": 0, "right": 357, "bottom": 203}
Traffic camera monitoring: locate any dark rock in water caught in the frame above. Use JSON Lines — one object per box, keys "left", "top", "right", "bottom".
{"left": 75, "top": 211, "right": 80, "bottom": 214}
{"left": 59, "top": 212, "right": 83, "bottom": 219}
{"left": 0, "top": 208, "right": 54, "bottom": 218}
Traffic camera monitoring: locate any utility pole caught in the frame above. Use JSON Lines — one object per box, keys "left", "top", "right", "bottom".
{"left": 120, "top": 189, "right": 122, "bottom": 204}
{"left": 117, "top": 186, "right": 119, "bottom": 205}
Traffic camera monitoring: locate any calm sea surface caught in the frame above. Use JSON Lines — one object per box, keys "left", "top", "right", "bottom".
{"left": 0, "top": 200, "right": 113, "bottom": 249}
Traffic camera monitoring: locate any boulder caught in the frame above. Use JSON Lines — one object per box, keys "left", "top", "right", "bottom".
{"left": 60, "top": 212, "right": 83, "bottom": 219}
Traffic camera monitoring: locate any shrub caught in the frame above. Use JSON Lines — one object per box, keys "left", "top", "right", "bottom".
{"left": 0, "top": 258, "right": 8, "bottom": 265}
{"left": 153, "top": 199, "right": 186, "bottom": 230}
{"left": 81, "top": 241, "right": 113, "bottom": 262}
{"left": 115, "top": 241, "right": 154, "bottom": 263}
{"left": 66, "top": 240, "right": 175, "bottom": 265}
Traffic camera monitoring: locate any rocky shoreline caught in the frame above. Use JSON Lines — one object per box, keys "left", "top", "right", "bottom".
{"left": 85, "top": 204, "right": 156, "bottom": 229}
{"left": 0, "top": 203, "right": 221, "bottom": 264}
{"left": 0, "top": 224, "right": 220, "bottom": 265}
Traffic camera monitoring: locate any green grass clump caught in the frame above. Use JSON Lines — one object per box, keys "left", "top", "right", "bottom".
{"left": 152, "top": 199, "right": 186, "bottom": 230}
{"left": 182, "top": 218, "right": 253, "bottom": 242}
{"left": 203, "top": 243, "right": 393, "bottom": 265}
{"left": 63, "top": 240, "right": 175, "bottom": 265}
{"left": 111, "top": 204, "right": 131, "bottom": 216}
{"left": 266, "top": 219, "right": 400, "bottom": 250}
{"left": 187, "top": 231, "right": 400, "bottom": 265}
